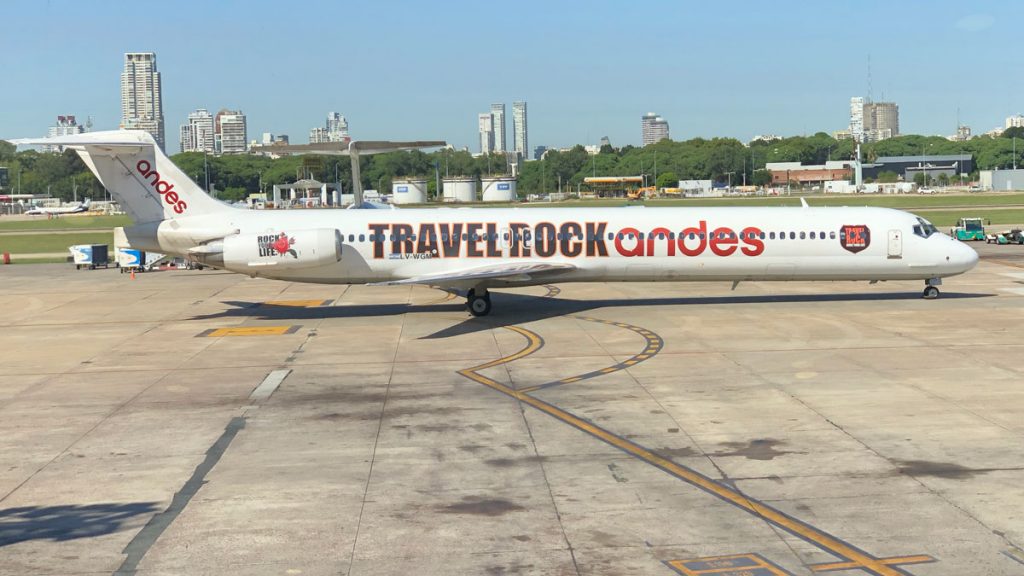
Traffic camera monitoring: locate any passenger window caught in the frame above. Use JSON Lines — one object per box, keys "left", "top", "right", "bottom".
{"left": 348, "top": 234, "right": 354, "bottom": 242}
{"left": 829, "top": 231, "right": 836, "bottom": 240}
{"left": 799, "top": 232, "right": 805, "bottom": 239}
{"left": 769, "top": 232, "right": 776, "bottom": 240}
{"left": 607, "top": 232, "right": 614, "bottom": 240}
{"left": 789, "top": 232, "right": 796, "bottom": 240}
{"left": 359, "top": 234, "right": 365, "bottom": 242}
{"left": 810, "top": 232, "right": 816, "bottom": 239}
{"left": 819, "top": 231, "right": 825, "bottom": 239}
{"left": 759, "top": 232, "right": 766, "bottom": 239}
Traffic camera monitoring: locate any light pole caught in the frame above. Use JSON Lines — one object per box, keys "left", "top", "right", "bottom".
{"left": 653, "top": 151, "right": 658, "bottom": 191}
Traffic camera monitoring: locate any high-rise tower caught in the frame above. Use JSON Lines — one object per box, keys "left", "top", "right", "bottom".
{"left": 641, "top": 112, "right": 669, "bottom": 146}
{"left": 179, "top": 108, "right": 215, "bottom": 154}
{"left": 120, "top": 52, "right": 165, "bottom": 150}
{"left": 490, "top": 103, "right": 506, "bottom": 153}
{"left": 512, "top": 101, "right": 528, "bottom": 159}
{"left": 478, "top": 113, "right": 494, "bottom": 154}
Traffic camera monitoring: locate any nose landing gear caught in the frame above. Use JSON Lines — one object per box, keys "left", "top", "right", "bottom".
{"left": 922, "top": 278, "right": 942, "bottom": 300}
{"left": 467, "top": 288, "right": 492, "bottom": 317}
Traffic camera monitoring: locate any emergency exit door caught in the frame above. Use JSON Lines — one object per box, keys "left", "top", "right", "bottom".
{"left": 888, "top": 229, "right": 903, "bottom": 259}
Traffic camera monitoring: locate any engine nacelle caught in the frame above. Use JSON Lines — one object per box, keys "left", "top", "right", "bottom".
{"left": 206, "top": 229, "right": 342, "bottom": 271}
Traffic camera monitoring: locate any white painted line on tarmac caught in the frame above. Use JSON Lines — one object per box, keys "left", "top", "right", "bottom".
{"left": 998, "top": 272, "right": 1024, "bottom": 280}
{"left": 250, "top": 369, "right": 291, "bottom": 403}
{"left": 1000, "top": 287, "right": 1024, "bottom": 296}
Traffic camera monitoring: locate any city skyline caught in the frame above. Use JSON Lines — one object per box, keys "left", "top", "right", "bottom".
{"left": 2, "top": 1, "right": 1023, "bottom": 153}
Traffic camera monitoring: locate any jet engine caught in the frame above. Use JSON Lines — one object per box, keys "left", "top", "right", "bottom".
{"left": 192, "top": 228, "right": 343, "bottom": 271}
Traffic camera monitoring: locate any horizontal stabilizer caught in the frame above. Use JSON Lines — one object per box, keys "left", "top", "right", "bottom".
{"left": 251, "top": 140, "right": 446, "bottom": 156}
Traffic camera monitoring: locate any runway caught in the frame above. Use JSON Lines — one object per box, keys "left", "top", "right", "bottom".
{"left": 1, "top": 246, "right": 1022, "bottom": 575}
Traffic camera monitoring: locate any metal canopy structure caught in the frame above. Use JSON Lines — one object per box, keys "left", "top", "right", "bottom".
{"left": 252, "top": 140, "right": 446, "bottom": 207}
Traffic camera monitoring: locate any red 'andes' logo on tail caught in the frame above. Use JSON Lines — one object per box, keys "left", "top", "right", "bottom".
{"left": 136, "top": 160, "right": 188, "bottom": 214}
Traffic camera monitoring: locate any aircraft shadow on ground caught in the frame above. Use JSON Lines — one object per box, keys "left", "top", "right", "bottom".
{"left": 0, "top": 502, "right": 160, "bottom": 547}
{"left": 191, "top": 290, "right": 995, "bottom": 340}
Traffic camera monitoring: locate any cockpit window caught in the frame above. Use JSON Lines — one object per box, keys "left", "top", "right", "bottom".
{"left": 913, "top": 217, "right": 938, "bottom": 238}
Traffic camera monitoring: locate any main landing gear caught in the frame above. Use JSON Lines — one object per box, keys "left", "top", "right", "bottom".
{"left": 922, "top": 278, "right": 941, "bottom": 300}
{"left": 466, "top": 288, "right": 492, "bottom": 317}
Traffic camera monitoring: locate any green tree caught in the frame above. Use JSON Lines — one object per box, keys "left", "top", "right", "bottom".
{"left": 0, "top": 140, "right": 16, "bottom": 162}
{"left": 656, "top": 171, "right": 679, "bottom": 189}
{"left": 1002, "top": 126, "right": 1024, "bottom": 140}
{"left": 877, "top": 171, "right": 899, "bottom": 183}
{"left": 752, "top": 169, "right": 771, "bottom": 186}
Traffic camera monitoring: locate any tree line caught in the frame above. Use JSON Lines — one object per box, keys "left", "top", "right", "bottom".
{"left": 4, "top": 128, "right": 1024, "bottom": 203}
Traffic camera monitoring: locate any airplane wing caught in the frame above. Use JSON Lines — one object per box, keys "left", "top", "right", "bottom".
{"left": 369, "top": 261, "right": 576, "bottom": 288}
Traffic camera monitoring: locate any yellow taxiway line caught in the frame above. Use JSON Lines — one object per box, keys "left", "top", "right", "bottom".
{"left": 458, "top": 323, "right": 932, "bottom": 576}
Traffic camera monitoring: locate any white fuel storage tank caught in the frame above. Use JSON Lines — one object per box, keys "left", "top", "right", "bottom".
{"left": 443, "top": 177, "right": 477, "bottom": 203}
{"left": 481, "top": 176, "right": 517, "bottom": 202}
{"left": 391, "top": 178, "right": 428, "bottom": 204}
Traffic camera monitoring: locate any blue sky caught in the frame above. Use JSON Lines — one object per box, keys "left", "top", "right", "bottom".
{"left": 1, "top": 0, "right": 1020, "bottom": 152}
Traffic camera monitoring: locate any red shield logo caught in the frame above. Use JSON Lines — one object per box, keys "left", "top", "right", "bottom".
{"left": 839, "top": 225, "right": 870, "bottom": 253}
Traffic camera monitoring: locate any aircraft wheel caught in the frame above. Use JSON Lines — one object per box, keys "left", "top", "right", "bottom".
{"left": 467, "top": 289, "right": 492, "bottom": 317}
{"left": 922, "top": 285, "right": 940, "bottom": 300}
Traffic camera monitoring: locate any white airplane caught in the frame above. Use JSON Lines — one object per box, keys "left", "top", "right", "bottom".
{"left": 25, "top": 198, "right": 90, "bottom": 215}
{"left": 13, "top": 131, "right": 978, "bottom": 316}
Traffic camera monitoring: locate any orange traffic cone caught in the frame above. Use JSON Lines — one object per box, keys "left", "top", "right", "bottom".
{"left": 130, "top": 269, "right": 136, "bottom": 280}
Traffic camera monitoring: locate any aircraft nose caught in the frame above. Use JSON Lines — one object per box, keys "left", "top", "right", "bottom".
{"left": 951, "top": 240, "right": 979, "bottom": 273}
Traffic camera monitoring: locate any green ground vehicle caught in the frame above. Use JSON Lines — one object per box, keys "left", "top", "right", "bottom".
{"left": 951, "top": 217, "right": 986, "bottom": 241}
{"left": 987, "top": 229, "right": 1024, "bottom": 245}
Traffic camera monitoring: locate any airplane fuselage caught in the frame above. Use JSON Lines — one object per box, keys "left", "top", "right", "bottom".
{"left": 139, "top": 205, "right": 977, "bottom": 286}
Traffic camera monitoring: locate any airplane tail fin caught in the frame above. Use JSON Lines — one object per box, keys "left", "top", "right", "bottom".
{"left": 10, "top": 130, "right": 230, "bottom": 224}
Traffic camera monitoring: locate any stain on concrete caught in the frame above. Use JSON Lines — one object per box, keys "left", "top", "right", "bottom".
{"left": 656, "top": 446, "right": 699, "bottom": 459}
{"left": 608, "top": 462, "right": 629, "bottom": 483}
{"left": 486, "top": 562, "right": 535, "bottom": 575}
{"left": 710, "top": 439, "right": 801, "bottom": 461}
{"left": 895, "top": 459, "right": 1016, "bottom": 480}
{"left": 484, "top": 455, "right": 546, "bottom": 468}
{"left": 441, "top": 497, "right": 525, "bottom": 516}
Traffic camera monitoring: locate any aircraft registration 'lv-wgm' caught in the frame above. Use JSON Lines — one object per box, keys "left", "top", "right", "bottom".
{"left": 14, "top": 131, "right": 978, "bottom": 316}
